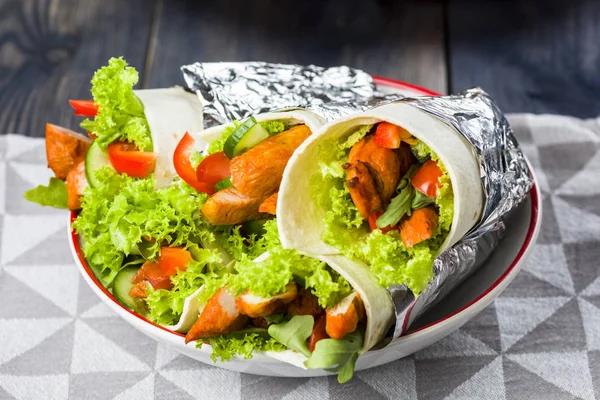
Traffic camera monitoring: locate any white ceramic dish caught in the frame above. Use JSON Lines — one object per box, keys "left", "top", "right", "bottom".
{"left": 69, "top": 78, "right": 541, "bottom": 377}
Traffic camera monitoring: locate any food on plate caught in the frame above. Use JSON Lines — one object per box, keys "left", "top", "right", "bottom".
{"left": 25, "top": 57, "right": 394, "bottom": 382}
{"left": 174, "top": 110, "right": 324, "bottom": 226}
{"left": 26, "top": 56, "right": 203, "bottom": 211}
{"left": 278, "top": 102, "right": 484, "bottom": 295}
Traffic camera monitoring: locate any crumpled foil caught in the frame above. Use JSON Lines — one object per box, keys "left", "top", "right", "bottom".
{"left": 181, "top": 62, "right": 534, "bottom": 345}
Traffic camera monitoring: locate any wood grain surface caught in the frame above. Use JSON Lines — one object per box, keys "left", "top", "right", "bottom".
{"left": 0, "top": 0, "right": 155, "bottom": 137}
{"left": 448, "top": 0, "right": 600, "bottom": 118}
{"left": 145, "top": 0, "right": 447, "bottom": 93}
{"left": 1, "top": 0, "right": 599, "bottom": 137}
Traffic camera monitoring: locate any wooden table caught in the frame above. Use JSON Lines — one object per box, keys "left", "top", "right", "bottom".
{"left": 0, "top": 0, "right": 598, "bottom": 137}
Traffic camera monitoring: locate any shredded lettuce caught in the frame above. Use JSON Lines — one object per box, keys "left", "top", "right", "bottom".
{"left": 72, "top": 168, "right": 212, "bottom": 287}
{"left": 23, "top": 177, "right": 69, "bottom": 209}
{"left": 199, "top": 330, "right": 286, "bottom": 362}
{"left": 80, "top": 57, "right": 152, "bottom": 151}
{"left": 311, "top": 126, "right": 454, "bottom": 294}
{"left": 259, "top": 120, "right": 287, "bottom": 136}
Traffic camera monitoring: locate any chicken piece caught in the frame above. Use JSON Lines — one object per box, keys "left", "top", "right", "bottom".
{"left": 348, "top": 135, "right": 415, "bottom": 203}
{"left": 325, "top": 292, "right": 365, "bottom": 340}
{"left": 258, "top": 192, "right": 278, "bottom": 215}
{"left": 288, "top": 288, "right": 324, "bottom": 318}
{"left": 400, "top": 206, "right": 439, "bottom": 248}
{"left": 230, "top": 125, "right": 312, "bottom": 198}
{"left": 236, "top": 282, "right": 297, "bottom": 318}
{"left": 46, "top": 123, "right": 91, "bottom": 180}
{"left": 65, "top": 161, "right": 88, "bottom": 210}
{"left": 185, "top": 287, "right": 249, "bottom": 343}
{"left": 201, "top": 187, "right": 268, "bottom": 225}
{"left": 308, "top": 315, "right": 329, "bottom": 352}
{"left": 345, "top": 161, "right": 383, "bottom": 219}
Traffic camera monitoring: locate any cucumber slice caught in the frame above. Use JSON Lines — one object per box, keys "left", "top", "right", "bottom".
{"left": 223, "top": 117, "right": 270, "bottom": 158}
{"left": 113, "top": 266, "right": 142, "bottom": 311}
{"left": 85, "top": 141, "right": 115, "bottom": 188}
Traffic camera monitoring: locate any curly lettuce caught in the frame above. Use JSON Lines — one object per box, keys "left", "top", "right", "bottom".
{"left": 228, "top": 220, "right": 352, "bottom": 308}
{"left": 199, "top": 330, "right": 286, "bottom": 362}
{"left": 311, "top": 126, "right": 454, "bottom": 294}
{"left": 72, "top": 168, "right": 212, "bottom": 286}
{"left": 80, "top": 57, "right": 152, "bottom": 151}
{"left": 259, "top": 120, "right": 287, "bottom": 136}
{"left": 23, "top": 177, "right": 68, "bottom": 209}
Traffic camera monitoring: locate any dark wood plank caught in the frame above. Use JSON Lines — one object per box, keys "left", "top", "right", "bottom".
{"left": 0, "top": 0, "right": 156, "bottom": 137}
{"left": 146, "top": 0, "right": 447, "bottom": 94}
{"left": 447, "top": 0, "right": 600, "bottom": 117}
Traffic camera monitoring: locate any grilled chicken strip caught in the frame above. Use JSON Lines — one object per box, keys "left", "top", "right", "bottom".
{"left": 185, "top": 287, "right": 248, "bottom": 343}
{"left": 230, "top": 125, "right": 312, "bottom": 198}
{"left": 201, "top": 187, "right": 268, "bottom": 225}
{"left": 348, "top": 135, "right": 414, "bottom": 204}
{"left": 236, "top": 282, "right": 297, "bottom": 318}
{"left": 46, "top": 123, "right": 91, "bottom": 180}
{"left": 288, "top": 288, "right": 324, "bottom": 318}
{"left": 258, "top": 192, "right": 278, "bottom": 215}
{"left": 345, "top": 161, "right": 383, "bottom": 219}
{"left": 325, "top": 292, "right": 364, "bottom": 340}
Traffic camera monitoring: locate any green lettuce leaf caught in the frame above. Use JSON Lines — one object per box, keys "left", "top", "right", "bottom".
{"left": 72, "top": 168, "right": 213, "bottom": 287}
{"left": 80, "top": 57, "right": 152, "bottom": 151}
{"left": 412, "top": 190, "right": 435, "bottom": 209}
{"left": 376, "top": 164, "right": 419, "bottom": 228}
{"left": 145, "top": 248, "right": 224, "bottom": 326}
{"left": 227, "top": 220, "right": 352, "bottom": 308}
{"left": 310, "top": 126, "right": 455, "bottom": 294}
{"left": 200, "top": 329, "right": 286, "bottom": 362}
{"left": 259, "top": 120, "right": 287, "bottom": 136}
{"left": 23, "top": 177, "right": 68, "bottom": 209}
{"left": 304, "top": 328, "right": 364, "bottom": 383}
{"left": 268, "top": 315, "right": 314, "bottom": 357}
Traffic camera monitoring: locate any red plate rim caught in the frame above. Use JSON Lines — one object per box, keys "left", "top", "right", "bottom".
{"left": 70, "top": 77, "right": 540, "bottom": 342}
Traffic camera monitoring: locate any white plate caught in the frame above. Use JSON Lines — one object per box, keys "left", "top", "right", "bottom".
{"left": 69, "top": 78, "right": 542, "bottom": 377}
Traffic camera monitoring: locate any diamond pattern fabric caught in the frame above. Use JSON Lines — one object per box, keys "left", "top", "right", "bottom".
{"left": 0, "top": 113, "right": 599, "bottom": 399}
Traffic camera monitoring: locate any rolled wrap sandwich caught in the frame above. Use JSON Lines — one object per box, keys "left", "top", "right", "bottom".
{"left": 136, "top": 218, "right": 393, "bottom": 383}
{"left": 278, "top": 102, "right": 484, "bottom": 295}
{"left": 130, "top": 109, "right": 326, "bottom": 330}
{"left": 29, "top": 57, "right": 203, "bottom": 211}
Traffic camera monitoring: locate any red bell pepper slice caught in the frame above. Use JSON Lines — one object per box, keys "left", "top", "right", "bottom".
{"left": 68, "top": 100, "right": 99, "bottom": 118}
{"left": 107, "top": 141, "right": 157, "bottom": 178}
{"left": 173, "top": 133, "right": 215, "bottom": 194}
{"left": 158, "top": 247, "right": 193, "bottom": 276}
{"left": 373, "top": 122, "right": 416, "bottom": 148}
{"left": 411, "top": 160, "right": 443, "bottom": 198}
{"left": 196, "top": 151, "right": 231, "bottom": 190}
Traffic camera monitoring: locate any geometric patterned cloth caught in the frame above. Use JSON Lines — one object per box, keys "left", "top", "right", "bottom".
{"left": 0, "top": 113, "right": 599, "bottom": 400}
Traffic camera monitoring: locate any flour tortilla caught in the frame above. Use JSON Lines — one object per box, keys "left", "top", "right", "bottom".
{"left": 278, "top": 101, "right": 484, "bottom": 258}
{"left": 193, "top": 109, "right": 326, "bottom": 144}
{"left": 134, "top": 87, "right": 204, "bottom": 188}
{"left": 173, "top": 252, "right": 394, "bottom": 366}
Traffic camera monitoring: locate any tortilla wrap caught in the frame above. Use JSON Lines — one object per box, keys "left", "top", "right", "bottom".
{"left": 193, "top": 109, "right": 326, "bottom": 143}
{"left": 278, "top": 102, "right": 484, "bottom": 257}
{"left": 134, "top": 87, "right": 204, "bottom": 188}
{"left": 172, "top": 252, "right": 394, "bottom": 367}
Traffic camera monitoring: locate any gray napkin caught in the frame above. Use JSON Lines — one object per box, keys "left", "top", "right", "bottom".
{"left": 0, "top": 113, "right": 599, "bottom": 400}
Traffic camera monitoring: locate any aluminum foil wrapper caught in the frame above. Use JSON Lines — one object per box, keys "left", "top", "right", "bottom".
{"left": 180, "top": 63, "right": 534, "bottom": 345}
{"left": 181, "top": 61, "right": 402, "bottom": 126}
